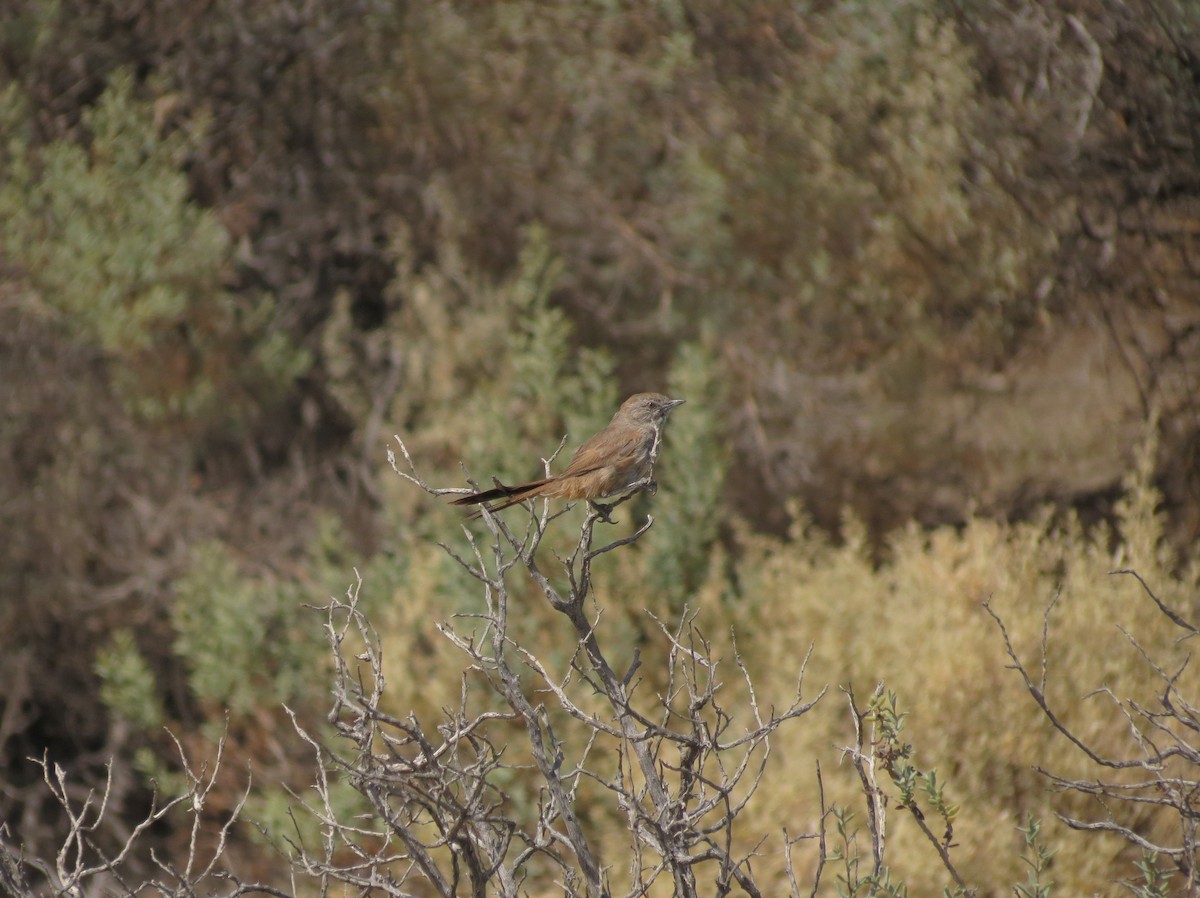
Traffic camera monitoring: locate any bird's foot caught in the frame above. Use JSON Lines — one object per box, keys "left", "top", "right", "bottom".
{"left": 588, "top": 500, "right": 618, "bottom": 525}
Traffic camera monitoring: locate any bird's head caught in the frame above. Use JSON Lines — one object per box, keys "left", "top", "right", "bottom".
{"left": 617, "top": 392, "right": 686, "bottom": 427}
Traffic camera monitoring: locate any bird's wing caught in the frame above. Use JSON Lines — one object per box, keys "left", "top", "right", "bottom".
{"left": 558, "top": 427, "right": 653, "bottom": 479}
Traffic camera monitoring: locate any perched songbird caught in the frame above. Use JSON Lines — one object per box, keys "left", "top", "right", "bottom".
{"left": 452, "top": 392, "right": 685, "bottom": 515}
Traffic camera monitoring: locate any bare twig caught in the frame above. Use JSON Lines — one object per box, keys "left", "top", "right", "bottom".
{"left": 0, "top": 734, "right": 267, "bottom": 898}
{"left": 840, "top": 685, "right": 887, "bottom": 876}
{"left": 986, "top": 573, "right": 1200, "bottom": 893}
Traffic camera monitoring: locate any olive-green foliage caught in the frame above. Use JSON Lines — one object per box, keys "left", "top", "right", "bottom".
{"left": 1013, "top": 816, "right": 1056, "bottom": 898}
{"left": 704, "top": 3, "right": 1056, "bottom": 352}
{"left": 646, "top": 340, "right": 729, "bottom": 602}
{"left": 0, "top": 70, "right": 309, "bottom": 423}
{"left": 96, "top": 630, "right": 162, "bottom": 733}
{"left": 170, "top": 541, "right": 315, "bottom": 714}
{"left": 182, "top": 516, "right": 362, "bottom": 717}
{"left": 95, "top": 517, "right": 368, "bottom": 845}
{"left": 337, "top": 0, "right": 1057, "bottom": 370}
{"left": 3, "top": 71, "right": 221, "bottom": 353}
{"left": 95, "top": 523, "right": 343, "bottom": 726}
{"left": 1130, "top": 852, "right": 1175, "bottom": 898}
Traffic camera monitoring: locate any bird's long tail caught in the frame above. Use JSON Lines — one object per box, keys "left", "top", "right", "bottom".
{"left": 451, "top": 478, "right": 552, "bottom": 514}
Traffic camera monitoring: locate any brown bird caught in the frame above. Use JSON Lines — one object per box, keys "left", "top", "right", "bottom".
{"left": 452, "top": 392, "right": 685, "bottom": 515}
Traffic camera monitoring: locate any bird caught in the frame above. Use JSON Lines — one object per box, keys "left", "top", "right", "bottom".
{"left": 452, "top": 392, "right": 685, "bottom": 516}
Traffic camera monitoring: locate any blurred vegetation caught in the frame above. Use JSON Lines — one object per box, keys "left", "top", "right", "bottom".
{"left": 1, "top": 0, "right": 1199, "bottom": 893}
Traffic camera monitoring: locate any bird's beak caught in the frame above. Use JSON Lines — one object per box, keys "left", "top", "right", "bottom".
{"left": 666, "top": 399, "right": 685, "bottom": 410}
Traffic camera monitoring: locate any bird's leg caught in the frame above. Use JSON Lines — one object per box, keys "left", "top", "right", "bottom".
{"left": 625, "top": 477, "right": 657, "bottom": 496}
{"left": 588, "top": 482, "right": 654, "bottom": 524}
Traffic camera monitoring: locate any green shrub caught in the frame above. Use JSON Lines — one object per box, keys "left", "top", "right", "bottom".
{"left": 0, "top": 70, "right": 309, "bottom": 424}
